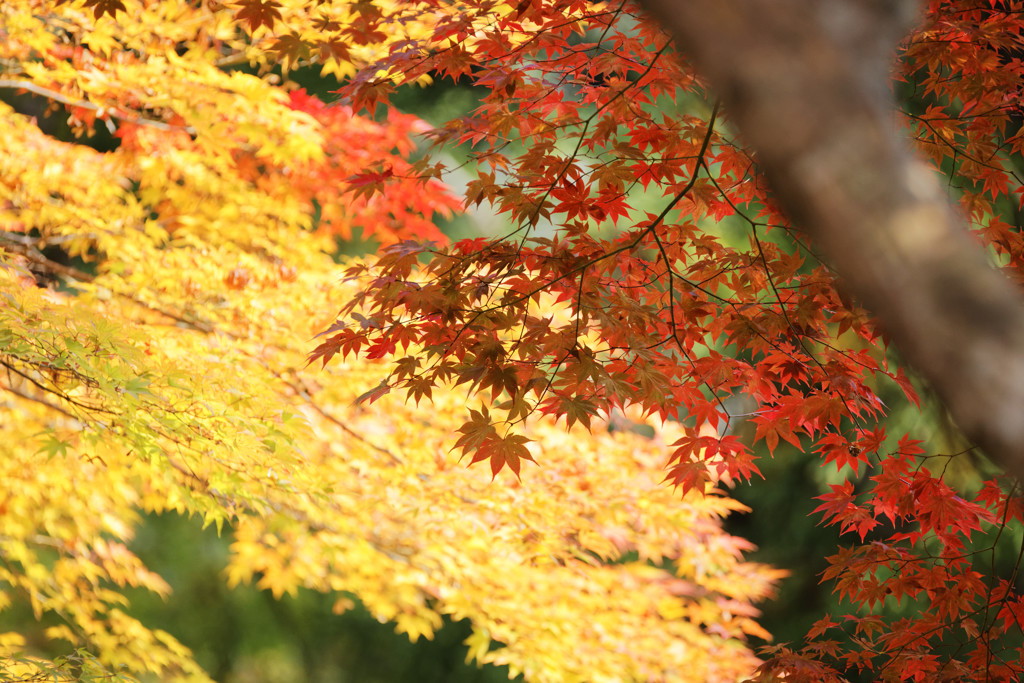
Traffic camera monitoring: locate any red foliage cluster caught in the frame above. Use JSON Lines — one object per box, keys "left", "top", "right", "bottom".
{"left": 303, "top": 0, "right": 1024, "bottom": 679}
{"left": 282, "top": 89, "right": 460, "bottom": 244}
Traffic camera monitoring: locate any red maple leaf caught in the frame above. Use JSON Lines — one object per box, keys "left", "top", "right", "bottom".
{"left": 233, "top": 0, "right": 283, "bottom": 32}
{"left": 80, "top": 0, "right": 127, "bottom": 19}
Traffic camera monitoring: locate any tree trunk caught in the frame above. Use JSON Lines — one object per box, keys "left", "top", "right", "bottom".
{"left": 640, "top": 0, "right": 1024, "bottom": 479}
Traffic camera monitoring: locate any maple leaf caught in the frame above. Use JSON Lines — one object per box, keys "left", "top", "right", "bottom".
{"left": 815, "top": 432, "right": 867, "bottom": 476}
{"left": 664, "top": 459, "right": 712, "bottom": 494}
{"left": 812, "top": 481, "right": 857, "bottom": 527}
{"left": 346, "top": 166, "right": 395, "bottom": 201}
{"left": 233, "top": 0, "right": 283, "bottom": 32}
{"left": 806, "top": 615, "right": 839, "bottom": 640}
{"left": 312, "top": 13, "right": 342, "bottom": 32}
{"left": 271, "top": 32, "right": 310, "bottom": 71}
{"left": 318, "top": 37, "right": 351, "bottom": 63}
{"left": 487, "top": 433, "right": 535, "bottom": 478}
{"left": 752, "top": 411, "right": 802, "bottom": 455}
{"left": 558, "top": 395, "right": 599, "bottom": 430}
{"left": 454, "top": 407, "right": 498, "bottom": 455}
{"left": 81, "top": 0, "right": 127, "bottom": 19}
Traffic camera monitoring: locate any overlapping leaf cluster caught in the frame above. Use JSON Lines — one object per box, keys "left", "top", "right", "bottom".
{"left": 0, "top": 1, "right": 778, "bottom": 681}
{"left": 302, "top": 0, "right": 1024, "bottom": 679}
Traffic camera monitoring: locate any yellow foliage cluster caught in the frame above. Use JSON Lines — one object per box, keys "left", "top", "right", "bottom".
{"left": 0, "top": 1, "right": 781, "bottom": 681}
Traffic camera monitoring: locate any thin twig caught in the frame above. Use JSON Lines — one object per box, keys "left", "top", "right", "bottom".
{"left": 0, "top": 79, "right": 197, "bottom": 134}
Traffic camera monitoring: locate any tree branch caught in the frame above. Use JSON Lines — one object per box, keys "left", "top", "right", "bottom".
{"left": 0, "top": 79, "right": 197, "bottom": 134}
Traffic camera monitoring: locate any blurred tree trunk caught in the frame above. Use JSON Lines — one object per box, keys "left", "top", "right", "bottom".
{"left": 641, "top": 0, "right": 1024, "bottom": 480}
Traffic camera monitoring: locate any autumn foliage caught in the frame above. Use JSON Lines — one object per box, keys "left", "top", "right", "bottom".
{"left": 305, "top": 0, "right": 1024, "bottom": 681}
{"left": 5, "top": 0, "right": 1024, "bottom": 681}
{"left": 0, "top": 1, "right": 778, "bottom": 682}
